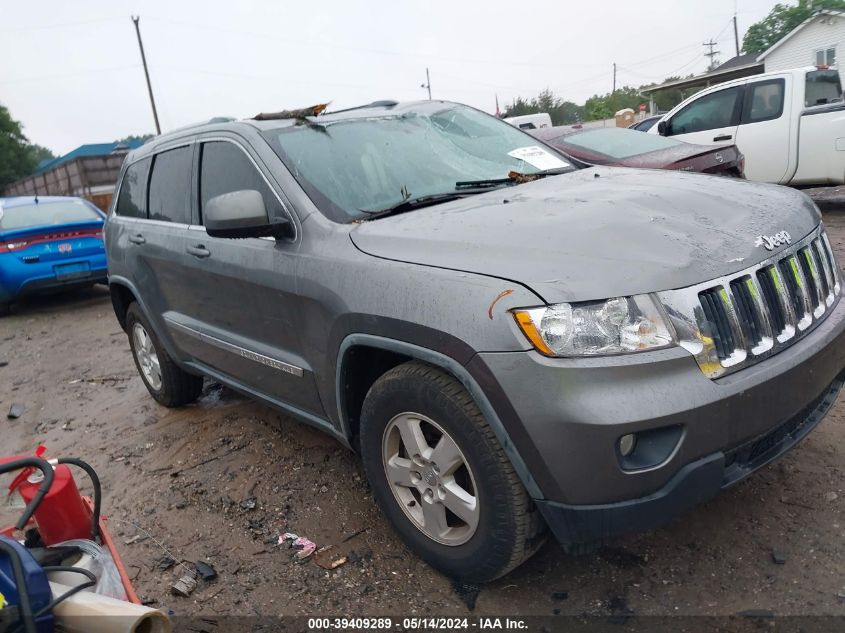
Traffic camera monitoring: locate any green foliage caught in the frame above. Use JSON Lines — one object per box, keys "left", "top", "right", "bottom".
{"left": 584, "top": 87, "right": 644, "bottom": 121}
{"left": 117, "top": 134, "right": 154, "bottom": 145}
{"left": 29, "top": 144, "right": 55, "bottom": 165}
{"left": 743, "top": 0, "right": 845, "bottom": 54}
{"left": 502, "top": 88, "right": 585, "bottom": 125}
{"left": 0, "top": 104, "right": 39, "bottom": 189}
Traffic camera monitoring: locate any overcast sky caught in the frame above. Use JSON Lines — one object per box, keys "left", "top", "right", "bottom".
{"left": 1, "top": 0, "right": 779, "bottom": 155}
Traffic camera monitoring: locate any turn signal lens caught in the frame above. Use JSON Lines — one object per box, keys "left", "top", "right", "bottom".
{"left": 513, "top": 309, "right": 554, "bottom": 356}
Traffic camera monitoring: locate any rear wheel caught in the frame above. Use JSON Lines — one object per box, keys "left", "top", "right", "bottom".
{"left": 359, "top": 361, "right": 545, "bottom": 582}
{"left": 126, "top": 303, "right": 202, "bottom": 407}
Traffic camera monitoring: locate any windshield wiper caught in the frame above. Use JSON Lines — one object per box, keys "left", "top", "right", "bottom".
{"left": 455, "top": 166, "right": 573, "bottom": 190}
{"left": 359, "top": 192, "right": 470, "bottom": 220}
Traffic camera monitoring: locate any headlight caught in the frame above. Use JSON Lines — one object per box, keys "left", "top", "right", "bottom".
{"left": 512, "top": 295, "right": 676, "bottom": 357}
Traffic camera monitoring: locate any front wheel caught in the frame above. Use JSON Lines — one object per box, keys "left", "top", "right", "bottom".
{"left": 359, "top": 361, "right": 545, "bottom": 582}
{"left": 126, "top": 303, "right": 202, "bottom": 407}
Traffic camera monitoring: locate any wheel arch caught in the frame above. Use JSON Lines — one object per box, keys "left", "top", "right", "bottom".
{"left": 107, "top": 276, "right": 182, "bottom": 361}
{"left": 335, "top": 333, "right": 542, "bottom": 498}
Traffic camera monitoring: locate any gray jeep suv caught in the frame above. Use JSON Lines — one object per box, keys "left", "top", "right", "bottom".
{"left": 106, "top": 100, "right": 845, "bottom": 582}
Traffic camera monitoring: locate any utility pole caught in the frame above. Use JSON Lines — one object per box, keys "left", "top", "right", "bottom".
{"left": 131, "top": 15, "right": 161, "bottom": 135}
{"left": 703, "top": 39, "right": 720, "bottom": 71}
{"left": 733, "top": 15, "right": 740, "bottom": 56}
{"left": 420, "top": 68, "right": 431, "bottom": 100}
{"left": 612, "top": 62, "right": 616, "bottom": 93}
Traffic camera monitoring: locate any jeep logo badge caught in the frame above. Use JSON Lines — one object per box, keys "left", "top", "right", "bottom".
{"left": 755, "top": 230, "right": 791, "bottom": 251}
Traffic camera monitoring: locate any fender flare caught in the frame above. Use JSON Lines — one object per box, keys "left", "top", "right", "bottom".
{"left": 336, "top": 333, "right": 543, "bottom": 499}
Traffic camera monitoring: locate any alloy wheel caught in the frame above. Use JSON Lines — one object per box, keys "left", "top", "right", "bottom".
{"left": 132, "top": 322, "right": 162, "bottom": 391}
{"left": 382, "top": 412, "right": 479, "bottom": 545}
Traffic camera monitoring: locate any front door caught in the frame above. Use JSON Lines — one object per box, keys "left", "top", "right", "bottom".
{"left": 165, "top": 137, "right": 324, "bottom": 416}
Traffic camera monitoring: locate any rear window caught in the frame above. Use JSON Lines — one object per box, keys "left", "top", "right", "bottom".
{"left": 805, "top": 70, "right": 843, "bottom": 107}
{"left": 0, "top": 200, "right": 101, "bottom": 231}
{"left": 116, "top": 158, "right": 151, "bottom": 219}
{"left": 743, "top": 79, "right": 785, "bottom": 123}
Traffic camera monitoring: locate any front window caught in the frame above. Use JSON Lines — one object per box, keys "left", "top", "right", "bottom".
{"left": 0, "top": 199, "right": 101, "bottom": 231}
{"left": 669, "top": 86, "right": 742, "bottom": 135}
{"left": 263, "top": 104, "right": 573, "bottom": 222}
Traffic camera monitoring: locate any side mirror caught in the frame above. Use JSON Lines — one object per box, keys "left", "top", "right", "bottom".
{"left": 657, "top": 120, "right": 669, "bottom": 136}
{"left": 204, "top": 190, "right": 292, "bottom": 239}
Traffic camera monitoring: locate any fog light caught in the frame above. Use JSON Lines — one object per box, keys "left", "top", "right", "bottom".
{"left": 618, "top": 433, "right": 637, "bottom": 457}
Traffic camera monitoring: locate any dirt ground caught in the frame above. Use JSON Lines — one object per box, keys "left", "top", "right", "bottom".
{"left": 1, "top": 212, "right": 845, "bottom": 624}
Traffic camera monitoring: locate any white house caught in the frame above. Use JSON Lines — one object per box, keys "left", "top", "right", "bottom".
{"left": 757, "top": 10, "right": 843, "bottom": 84}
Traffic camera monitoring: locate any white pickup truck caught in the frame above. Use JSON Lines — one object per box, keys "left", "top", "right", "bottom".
{"left": 649, "top": 66, "right": 845, "bottom": 185}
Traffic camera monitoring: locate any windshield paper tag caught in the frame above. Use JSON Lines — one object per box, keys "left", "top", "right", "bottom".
{"left": 507, "top": 146, "right": 568, "bottom": 170}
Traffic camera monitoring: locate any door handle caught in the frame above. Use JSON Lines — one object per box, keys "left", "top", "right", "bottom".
{"left": 128, "top": 234, "right": 146, "bottom": 245}
{"left": 186, "top": 245, "right": 211, "bottom": 258}
{"left": 713, "top": 134, "right": 733, "bottom": 142}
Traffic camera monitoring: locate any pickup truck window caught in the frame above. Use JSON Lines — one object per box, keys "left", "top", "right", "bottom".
{"left": 742, "top": 79, "right": 785, "bottom": 124}
{"left": 148, "top": 146, "right": 192, "bottom": 225}
{"left": 805, "top": 69, "right": 843, "bottom": 107}
{"left": 115, "top": 157, "right": 151, "bottom": 219}
{"left": 670, "top": 86, "right": 742, "bottom": 135}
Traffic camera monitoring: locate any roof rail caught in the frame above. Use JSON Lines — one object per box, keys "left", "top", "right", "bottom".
{"left": 163, "top": 117, "right": 237, "bottom": 136}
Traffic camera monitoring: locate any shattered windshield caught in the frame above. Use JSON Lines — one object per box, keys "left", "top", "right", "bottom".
{"left": 263, "top": 104, "right": 574, "bottom": 222}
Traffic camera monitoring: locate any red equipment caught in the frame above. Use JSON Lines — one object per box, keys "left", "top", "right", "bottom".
{"left": 0, "top": 448, "right": 141, "bottom": 604}
{"left": 15, "top": 464, "right": 92, "bottom": 544}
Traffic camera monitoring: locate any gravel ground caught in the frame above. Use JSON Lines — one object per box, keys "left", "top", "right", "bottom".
{"left": 1, "top": 211, "right": 845, "bottom": 624}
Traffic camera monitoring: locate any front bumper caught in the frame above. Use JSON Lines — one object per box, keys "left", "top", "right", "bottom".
{"left": 476, "top": 293, "right": 845, "bottom": 544}
{"left": 535, "top": 373, "right": 843, "bottom": 545}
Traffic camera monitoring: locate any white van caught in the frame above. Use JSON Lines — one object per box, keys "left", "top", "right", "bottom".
{"left": 503, "top": 113, "right": 552, "bottom": 130}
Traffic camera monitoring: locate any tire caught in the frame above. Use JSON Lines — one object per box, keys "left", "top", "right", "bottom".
{"left": 359, "top": 361, "right": 545, "bottom": 582}
{"left": 126, "top": 302, "right": 203, "bottom": 407}
{"left": 0, "top": 303, "right": 10, "bottom": 317}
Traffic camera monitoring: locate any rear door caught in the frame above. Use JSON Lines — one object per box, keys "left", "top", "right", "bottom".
{"left": 664, "top": 84, "right": 744, "bottom": 147}
{"left": 165, "top": 136, "right": 324, "bottom": 415}
{"left": 134, "top": 144, "right": 197, "bottom": 344}
{"left": 733, "top": 76, "right": 791, "bottom": 183}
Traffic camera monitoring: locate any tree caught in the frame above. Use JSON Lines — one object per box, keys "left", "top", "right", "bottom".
{"left": 117, "top": 134, "right": 154, "bottom": 145}
{"left": 502, "top": 89, "right": 585, "bottom": 125}
{"left": 0, "top": 104, "right": 38, "bottom": 189}
{"left": 743, "top": 0, "right": 845, "bottom": 54}
{"left": 29, "top": 144, "right": 55, "bottom": 165}
{"left": 583, "top": 87, "right": 643, "bottom": 121}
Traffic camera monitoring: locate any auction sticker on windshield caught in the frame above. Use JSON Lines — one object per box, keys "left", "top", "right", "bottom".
{"left": 507, "top": 146, "right": 569, "bottom": 170}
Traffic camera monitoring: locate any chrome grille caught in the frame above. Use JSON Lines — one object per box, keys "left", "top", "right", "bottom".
{"left": 658, "top": 225, "right": 841, "bottom": 379}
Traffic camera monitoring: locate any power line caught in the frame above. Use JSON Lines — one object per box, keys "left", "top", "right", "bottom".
{"left": 0, "top": 65, "right": 140, "bottom": 85}
{"left": 141, "top": 15, "right": 610, "bottom": 70}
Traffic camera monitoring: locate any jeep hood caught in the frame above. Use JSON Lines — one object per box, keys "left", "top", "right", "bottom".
{"left": 350, "top": 167, "right": 821, "bottom": 303}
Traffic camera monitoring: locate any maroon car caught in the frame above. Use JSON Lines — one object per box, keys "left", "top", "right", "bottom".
{"left": 530, "top": 126, "right": 745, "bottom": 177}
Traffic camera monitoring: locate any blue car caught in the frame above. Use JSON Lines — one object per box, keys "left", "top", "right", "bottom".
{"left": 0, "top": 196, "right": 107, "bottom": 314}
